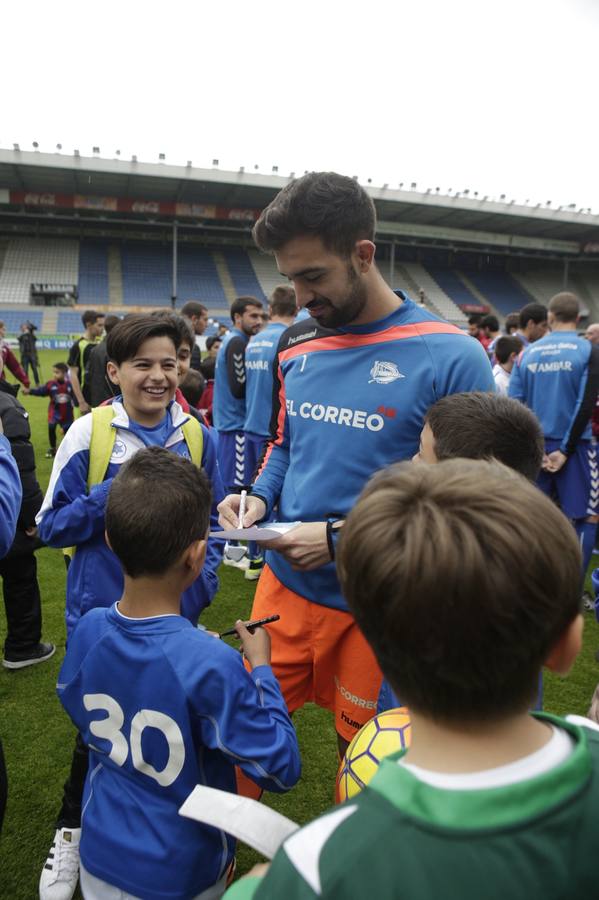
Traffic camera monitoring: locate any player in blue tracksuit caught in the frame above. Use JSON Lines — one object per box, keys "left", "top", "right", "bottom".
{"left": 0, "top": 431, "right": 21, "bottom": 558}
{"left": 509, "top": 292, "right": 599, "bottom": 587}
{"left": 57, "top": 448, "right": 300, "bottom": 900}
{"left": 244, "top": 286, "right": 297, "bottom": 478}
{"left": 213, "top": 296, "right": 263, "bottom": 492}
{"left": 218, "top": 172, "right": 496, "bottom": 757}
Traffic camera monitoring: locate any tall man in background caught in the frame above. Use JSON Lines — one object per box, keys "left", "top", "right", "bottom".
{"left": 243, "top": 286, "right": 297, "bottom": 580}
{"left": 213, "top": 296, "right": 264, "bottom": 493}
{"left": 67, "top": 310, "right": 105, "bottom": 414}
{"left": 510, "top": 292, "right": 599, "bottom": 597}
{"left": 218, "top": 172, "right": 495, "bottom": 754}
{"left": 181, "top": 300, "right": 209, "bottom": 372}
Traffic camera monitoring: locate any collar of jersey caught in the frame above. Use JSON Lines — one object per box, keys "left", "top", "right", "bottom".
{"left": 108, "top": 602, "right": 193, "bottom": 631}
{"left": 110, "top": 397, "right": 189, "bottom": 431}
{"left": 368, "top": 712, "right": 592, "bottom": 830}
{"left": 338, "top": 292, "right": 412, "bottom": 335}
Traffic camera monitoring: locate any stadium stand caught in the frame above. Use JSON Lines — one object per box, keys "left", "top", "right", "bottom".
{"left": 248, "top": 249, "right": 286, "bottom": 299}
{"left": 464, "top": 270, "right": 532, "bottom": 318}
{"left": 57, "top": 310, "right": 86, "bottom": 333}
{"left": 427, "top": 268, "right": 484, "bottom": 310}
{"left": 177, "top": 247, "right": 228, "bottom": 309}
{"left": 0, "top": 309, "right": 44, "bottom": 332}
{"left": 121, "top": 243, "right": 172, "bottom": 306}
{"left": 78, "top": 241, "right": 110, "bottom": 306}
{"left": 223, "top": 249, "right": 265, "bottom": 300}
{"left": 398, "top": 262, "right": 467, "bottom": 324}
{"left": 0, "top": 238, "right": 79, "bottom": 305}
{"left": 513, "top": 268, "right": 599, "bottom": 320}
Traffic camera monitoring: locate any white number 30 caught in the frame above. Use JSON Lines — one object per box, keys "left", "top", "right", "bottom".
{"left": 83, "top": 693, "right": 185, "bottom": 787}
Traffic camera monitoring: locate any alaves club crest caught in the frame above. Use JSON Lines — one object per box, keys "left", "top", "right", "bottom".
{"left": 369, "top": 361, "right": 405, "bottom": 384}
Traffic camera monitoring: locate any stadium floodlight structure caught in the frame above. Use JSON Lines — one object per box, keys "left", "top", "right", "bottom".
{"left": 159, "top": 153, "right": 166, "bottom": 161}
{"left": 32, "top": 142, "right": 38, "bottom": 149}
{"left": 74, "top": 149, "right": 80, "bottom": 157}
{"left": 212, "top": 159, "right": 219, "bottom": 166}
{"left": 186, "top": 160, "right": 192, "bottom": 167}
{"left": 132, "top": 154, "right": 137, "bottom": 162}
{"left": 93, "top": 147, "right": 100, "bottom": 154}
{"left": 56, "top": 144, "right": 62, "bottom": 151}
{"left": 272, "top": 165, "right": 278, "bottom": 173}
{"left": 13, "top": 143, "right": 19, "bottom": 151}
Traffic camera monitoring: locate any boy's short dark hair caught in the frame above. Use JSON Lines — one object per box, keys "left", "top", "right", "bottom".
{"left": 179, "top": 369, "right": 206, "bottom": 407}
{"left": 253, "top": 171, "right": 376, "bottom": 258}
{"left": 230, "top": 296, "right": 263, "bottom": 323}
{"left": 199, "top": 357, "right": 216, "bottom": 380}
{"left": 338, "top": 459, "right": 581, "bottom": 724}
{"left": 480, "top": 314, "right": 499, "bottom": 332}
{"left": 103, "top": 314, "right": 121, "bottom": 334}
{"left": 519, "top": 303, "right": 547, "bottom": 329}
{"left": 494, "top": 335, "right": 523, "bottom": 364}
{"left": 82, "top": 310, "right": 104, "bottom": 328}
{"left": 549, "top": 291, "right": 580, "bottom": 323}
{"left": 505, "top": 312, "right": 520, "bottom": 333}
{"left": 106, "top": 446, "right": 211, "bottom": 578}
{"left": 426, "top": 391, "right": 543, "bottom": 481}
{"left": 151, "top": 311, "right": 195, "bottom": 350}
{"left": 270, "top": 285, "right": 297, "bottom": 317}
{"left": 205, "top": 336, "right": 221, "bottom": 352}
{"left": 53, "top": 362, "right": 69, "bottom": 374}
{"left": 107, "top": 315, "right": 181, "bottom": 366}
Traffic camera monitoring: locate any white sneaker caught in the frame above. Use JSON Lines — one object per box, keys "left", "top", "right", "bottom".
{"left": 223, "top": 555, "right": 250, "bottom": 570}
{"left": 39, "top": 827, "right": 81, "bottom": 900}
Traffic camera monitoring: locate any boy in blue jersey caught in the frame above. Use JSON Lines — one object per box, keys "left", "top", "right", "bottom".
{"left": 227, "top": 459, "right": 596, "bottom": 900}
{"left": 218, "top": 171, "right": 495, "bottom": 757}
{"left": 509, "top": 292, "right": 599, "bottom": 591}
{"left": 213, "top": 296, "right": 264, "bottom": 493}
{"left": 57, "top": 447, "right": 300, "bottom": 900}
{"left": 38, "top": 315, "right": 225, "bottom": 900}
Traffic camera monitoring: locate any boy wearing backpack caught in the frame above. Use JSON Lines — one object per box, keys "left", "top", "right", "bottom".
{"left": 37, "top": 314, "right": 225, "bottom": 900}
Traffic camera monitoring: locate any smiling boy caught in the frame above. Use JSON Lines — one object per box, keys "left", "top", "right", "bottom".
{"left": 37, "top": 315, "right": 224, "bottom": 900}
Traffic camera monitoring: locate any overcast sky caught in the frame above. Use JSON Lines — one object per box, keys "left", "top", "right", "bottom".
{"left": 2, "top": 0, "right": 598, "bottom": 211}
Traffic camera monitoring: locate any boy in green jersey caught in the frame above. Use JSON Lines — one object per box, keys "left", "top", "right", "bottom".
{"left": 226, "top": 458, "right": 599, "bottom": 900}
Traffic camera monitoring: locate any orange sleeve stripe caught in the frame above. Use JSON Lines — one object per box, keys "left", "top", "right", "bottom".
{"left": 278, "top": 321, "right": 465, "bottom": 363}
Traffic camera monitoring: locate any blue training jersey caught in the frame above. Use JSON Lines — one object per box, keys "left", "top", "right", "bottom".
{"left": 509, "top": 331, "right": 599, "bottom": 454}
{"left": 36, "top": 398, "right": 224, "bottom": 637}
{"left": 251, "top": 296, "right": 495, "bottom": 611}
{"left": 58, "top": 604, "right": 300, "bottom": 900}
{"left": 245, "top": 322, "right": 288, "bottom": 438}
{"left": 213, "top": 327, "right": 248, "bottom": 432}
{"left": 0, "top": 433, "right": 21, "bottom": 557}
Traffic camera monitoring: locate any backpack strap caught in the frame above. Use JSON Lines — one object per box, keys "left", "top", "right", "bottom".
{"left": 181, "top": 416, "right": 204, "bottom": 468}
{"left": 88, "top": 406, "right": 118, "bottom": 489}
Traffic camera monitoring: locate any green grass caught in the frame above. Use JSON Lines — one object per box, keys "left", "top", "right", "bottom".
{"left": 1, "top": 349, "right": 599, "bottom": 897}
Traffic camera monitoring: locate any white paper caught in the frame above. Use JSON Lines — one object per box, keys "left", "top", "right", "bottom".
{"left": 178, "top": 785, "right": 299, "bottom": 859}
{"left": 209, "top": 522, "right": 302, "bottom": 542}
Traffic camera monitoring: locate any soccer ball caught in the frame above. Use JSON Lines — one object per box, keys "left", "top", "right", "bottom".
{"left": 336, "top": 707, "right": 412, "bottom": 803}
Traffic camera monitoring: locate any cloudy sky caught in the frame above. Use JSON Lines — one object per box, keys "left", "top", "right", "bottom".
{"left": 3, "top": 0, "right": 597, "bottom": 210}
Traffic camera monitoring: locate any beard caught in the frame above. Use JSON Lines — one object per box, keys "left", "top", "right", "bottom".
{"left": 309, "top": 266, "right": 368, "bottom": 329}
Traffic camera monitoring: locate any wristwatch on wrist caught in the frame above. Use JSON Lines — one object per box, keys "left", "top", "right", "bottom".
{"left": 326, "top": 517, "right": 345, "bottom": 561}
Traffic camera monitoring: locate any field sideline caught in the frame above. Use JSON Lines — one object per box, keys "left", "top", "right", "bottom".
{"left": 1, "top": 349, "right": 598, "bottom": 898}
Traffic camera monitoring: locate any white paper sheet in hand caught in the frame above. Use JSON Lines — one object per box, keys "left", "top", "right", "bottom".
{"left": 179, "top": 785, "right": 299, "bottom": 859}
{"left": 209, "top": 522, "right": 301, "bottom": 541}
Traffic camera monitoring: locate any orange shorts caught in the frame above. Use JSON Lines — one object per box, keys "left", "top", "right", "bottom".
{"left": 251, "top": 565, "right": 382, "bottom": 742}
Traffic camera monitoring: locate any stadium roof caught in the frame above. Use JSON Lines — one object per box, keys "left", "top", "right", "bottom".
{"left": 1, "top": 148, "right": 599, "bottom": 251}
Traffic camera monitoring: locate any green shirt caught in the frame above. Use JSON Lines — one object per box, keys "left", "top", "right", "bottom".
{"left": 225, "top": 714, "right": 599, "bottom": 899}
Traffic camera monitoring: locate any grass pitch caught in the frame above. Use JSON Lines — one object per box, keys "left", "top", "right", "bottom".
{"left": 1, "top": 349, "right": 598, "bottom": 897}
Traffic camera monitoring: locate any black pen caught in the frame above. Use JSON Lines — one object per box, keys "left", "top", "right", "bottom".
{"left": 219, "top": 614, "right": 280, "bottom": 638}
